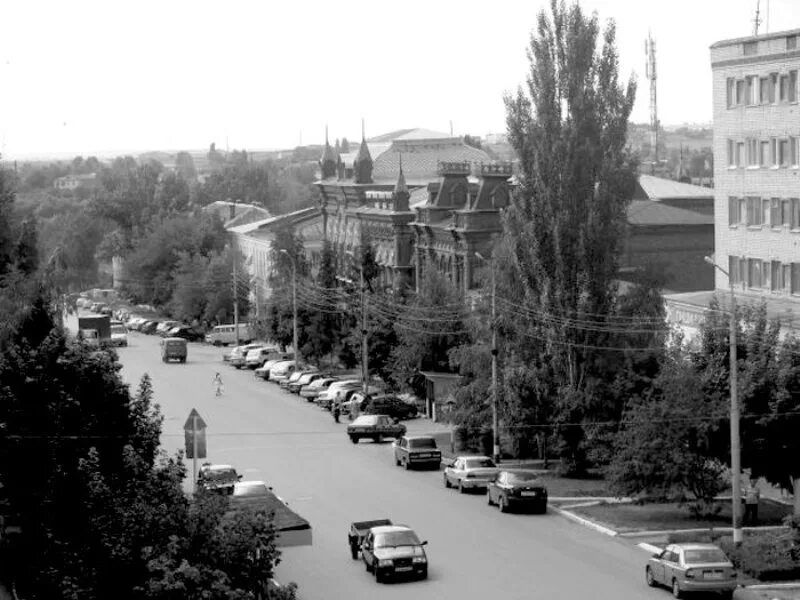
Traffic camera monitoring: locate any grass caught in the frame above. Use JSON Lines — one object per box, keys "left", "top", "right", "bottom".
{"left": 569, "top": 499, "right": 793, "bottom": 533}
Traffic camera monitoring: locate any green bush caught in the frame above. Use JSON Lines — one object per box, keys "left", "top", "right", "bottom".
{"left": 719, "top": 531, "right": 800, "bottom": 581}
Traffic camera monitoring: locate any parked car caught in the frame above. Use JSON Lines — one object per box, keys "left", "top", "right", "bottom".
{"left": 486, "top": 469, "right": 548, "bottom": 513}
{"left": 347, "top": 414, "right": 406, "bottom": 444}
{"left": 287, "top": 371, "right": 325, "bottom": 394}
{"left": 361, "top": 525, "right": 428, "bottom": 583}
{"left": 340, "top": 386, "right": 383, "bottom": 414}
{"left": 140, "top": 320, "right": 159, "bottom": 335}
{"left": 317, "top": 380, "right": 361, "bottom": 410}
{"left": 443, "top": 456, "right": 499, "bottom": 492}
{"left": 269, "top": 360, "right": 298, "bottom": 384}
{"left": 109, "top": 322, "right": 128, "bottom": 347}
{"left": 197, "top": 463, "right": 242, "bottom": 494}
{"left": 393, "top": 435, "right": 442, "bottom": 470}
{"left": 646, "top": 543, "right": 737, "bottom": 599}
{"left": 300, "top": 377, "right": 337, "bottom": 401}
{"left": 156, "top": 320, "right": 180, "bottom": 336}
{"left": 230, "top": 343, "right": 267, "bottom": 369}
{"left": 280, "top": 367, "right": 319, "bottom": 391}
{"left": 99, "top": 306, "right": 113, "bottom": 317}
{"left": 168, "top": 325, "right": 205, "bottom": 342}
{"left": 245, "top": 346, "right": 281, "bottom": 369}
{"left": 364, "top": 395, "right": 417, "bottom": 421}
{"left": 348, "top": 518, "right": 392, "bottom": 560}
{"left": 255, "top": 356, "right": 293, "bottom": 380}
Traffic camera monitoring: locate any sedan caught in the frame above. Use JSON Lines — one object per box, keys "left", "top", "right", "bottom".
{"left": 287, "top": 371, "right": 325, "bottom": 394}
{"left": 361, "top": 525, "right": 428, "bottom": 583}
{"left": 646, "top": 543, "right": 737, "bottom": 599}
{"left": 443, "top": 456, "right": 500, "bottom": 493}
{"left": 168, "top": 326, "right": 205, "bottom": 342}
{"left": 300, "top": 377, "right": 337, "bottom": 401}
{"left": 486, "top": 469, "right": 548, "bottom": 513}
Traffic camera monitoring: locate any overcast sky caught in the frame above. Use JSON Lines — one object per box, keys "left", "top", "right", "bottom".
{"left": 1, "top": 0, "right": 797, "bottom": 159}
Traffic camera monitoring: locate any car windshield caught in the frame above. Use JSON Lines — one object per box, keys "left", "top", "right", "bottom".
{"left": 110, "top": 325, "right": 126, "bottom": 334}
{"left": 684, "top": 548, "right": 729, "bottom": 564}
{"left": 465, "top": 458, "right": 496, "bottom": 469}
{"left": 204, "top": 469, "right": 237, "bottom": 481}
{"left": 374, "top": 530, "right": 421, "bottom": 548}
{"left": 409, "top": 438, "right": 436, "bottom": 449}
{"left": 352, "top": 416, "right": 377, "bottom": 426}
{"left": 234, "top": 483, "right": 268, "bottom": 497}
{"left": 506, "top": 471, "right": 540, "bottom": 483}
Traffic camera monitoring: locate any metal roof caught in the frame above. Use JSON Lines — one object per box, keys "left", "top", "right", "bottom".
{"left": 627, "top": 200, "right": 713, "bottom": 226}
{"left": 637, "top": 175, "right": 714, "bottom": 201}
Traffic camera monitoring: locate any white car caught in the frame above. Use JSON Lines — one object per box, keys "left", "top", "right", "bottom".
{"left": 230, "top": 480, "right": 288, "bottom": 507}
{"left": 230, "top": 343, "right": 267, "bottom": 368}
{"left": 110, "top": 323, "right": 128, "bottom": 347}
{"left": 443, "top": 456, "right": 500, "bottom": 492}
{"left": 255, "top": 357, "right": 292, "bottom": 379}
{"left": 245, "top": 346, "right": 281, "bottom": 369}
{"left": 316, "top": 380, "right": 361, "bottom": 409}
{"left": 300, "top": 377, "right": 337, "bottom": 400}
{"left": 269, "top": 361, "right": 298, "bottom": 384}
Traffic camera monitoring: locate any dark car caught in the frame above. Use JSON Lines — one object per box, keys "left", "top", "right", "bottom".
{"left": 486, "top": 469, "right": 548, "bottom": 514}
{"left": 364, "top": 395, "right": 417, "bottom": 421}
{"left": 140, "top": 320, "right": 159, "bottom": 334}
{"left": 346, "top": 414, "right": 406, "bottom": 444}
{"left": 197, "top": 463, "right": 241, "bottom": 494}
{"left": 361, "top": 525, "right": 428, "bottom": 583}
{"left": 169, "top": 326, "right": 205, "bottom": 342}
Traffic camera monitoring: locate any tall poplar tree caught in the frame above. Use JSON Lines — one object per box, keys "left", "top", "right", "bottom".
{"left": 504, "top": 0, "right": 638, "bottom": 473}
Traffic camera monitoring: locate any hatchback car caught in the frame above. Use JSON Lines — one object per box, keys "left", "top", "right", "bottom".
{"left": 443, "top": 456, "right": 500, "bottom": 492}
{"left": 287, "top": 371, "right": 325, "bottom": 394}
{"left": 300, "top": 377, "right": 337, "bottom": 401}
{"left": 486, "top": 469, "right": 548, "bottom": 513}
{"left": 230, "top": 343, "right": 267, "bottom": 369}
{"left": 646, "top": 543, "right": 737, "bottom": 599}
{"left": 255, "top": 357, "right": 292, "bottom": 379}
{"left": 197, "top": 463, "right": 241, "bottom": 494}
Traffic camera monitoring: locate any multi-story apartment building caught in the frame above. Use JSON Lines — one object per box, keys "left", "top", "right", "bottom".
{"left": 713, "top": 28, "right": 800, "bottom": 297}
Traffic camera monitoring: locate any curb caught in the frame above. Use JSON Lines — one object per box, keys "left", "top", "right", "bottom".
{"left": 745, "top": 582, "right": 800, "bottom": 590}
{"left": 617, "top": 525, "right": 790, "bottom": 538}
{"left": 551, "top": 506, "right": 618, "bottom": 537}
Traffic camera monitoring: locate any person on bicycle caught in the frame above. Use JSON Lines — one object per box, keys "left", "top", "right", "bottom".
{"left": 213, "top": 372, "right": 224, "bottom": 396}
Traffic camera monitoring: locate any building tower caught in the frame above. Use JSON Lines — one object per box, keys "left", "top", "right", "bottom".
{"left": 645, "top": 33, "right": 658, "bottom": 162}
{"left": 320, "top": 125, "right": 338, "bottom": 179}
{"left": 353, "top": 119, "right": 373, "bottom": 184}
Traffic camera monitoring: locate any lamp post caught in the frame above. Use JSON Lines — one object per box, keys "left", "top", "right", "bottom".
{"left": 475, "top": 251, "right": 500, "bottom": 464}
{"left": 279, "top": 249, "right": 300, "bottom": 366}
{"left": 704, "top": 255, "right": 742, "bottom": 544}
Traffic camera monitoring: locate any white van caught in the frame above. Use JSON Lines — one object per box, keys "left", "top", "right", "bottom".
{"left": 205, "top": 323, "right": 252, "bottom": 346}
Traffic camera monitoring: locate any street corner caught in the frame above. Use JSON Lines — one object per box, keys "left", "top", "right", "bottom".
{"left": 549, "top": 504, "right": 619, "bottom": 537}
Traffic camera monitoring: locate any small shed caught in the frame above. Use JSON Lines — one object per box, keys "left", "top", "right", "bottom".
{"left": 419, "top": 371, "right": 461, "bottom": 422}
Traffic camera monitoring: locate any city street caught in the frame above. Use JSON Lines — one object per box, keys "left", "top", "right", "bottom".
{"left": 112, "top": 328, "right": 666, "bottom": 600}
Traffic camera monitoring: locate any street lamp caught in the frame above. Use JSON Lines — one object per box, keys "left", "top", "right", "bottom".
{"left": 704, "top": 254, "right": 742, "bottom": 544}
{"left": 475, "top": 251, "right": 500, "bottom": 464}
{"left": 346, "top": 250, "right": 369, "bottom": 396}
{"left": 279, "top": 249, "right": 300, "bottom": 366}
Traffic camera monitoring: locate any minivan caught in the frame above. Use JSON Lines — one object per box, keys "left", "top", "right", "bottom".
{"left": 161, "top": 337, "right": 188, "bottom": 363}
{"left": 205, "top": 323, "right": 252, "bottom": 346}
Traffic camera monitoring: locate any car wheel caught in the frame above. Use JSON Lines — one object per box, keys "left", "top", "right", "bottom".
{"left": 350, "top": 544, "right": 359, "bottom": 560}
{"left": 671, "top": 579, "right": 682, "bottom": 599}
{"left": 645, "top": 567, "right": 656, "bottom": 587}
{"left": 444, "top": 475, "right": 451, "bottom": 488}
{"left": 458, "top": 480, "right": 465, "bottom": 494}
{"left": 372, "top": 435, "right": 380, "bottom": 443}
{"left": 419, "top": 567, "right": 428, "bottom": 580}
{"left": 350, "top": 436, "right": 358, "bottom": 444}
{"left": 365, "top": 560, "right": 371, "bottom": 573}
{"left": 487, "top": 490, "right": 494, "bottom": 506}
{"left": 499, "top": 495, "right": 508, "bottom": 513}
{"left": 375, "top": 568, "right": 384, "bottom": 584}
{"left": 395, "top": 456, "right": 401, "bottom": 466}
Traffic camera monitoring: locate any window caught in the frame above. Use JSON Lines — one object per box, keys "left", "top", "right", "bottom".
{"left": 747, "top": 138, "right": 759, "bottom": 166}
{"left": 743, "top": 41, "right": 758, "bottom": 56}
{"left": 782, "top": 199, "right": 792, "bottom": 225}
{"left": 739, "top": 198, "right": 747, "bottom": 224}
{"left": 780, "top": 75, "right": 790, "bottom": 102}
{"left": 727, "top": 78, "right": 736, "bottom": 108}
{"left": 746, "top": 197, "right": 763, "bottom": 226}
{"left": 772, "top": 261, "right": 783, "bottom": 291}
{"left": 730, "top": 256, "right": 739, "bottom": 284}
{"left": 737, "top": 142, "right": 745, "bottom": 167}
{"left": 763, "top": 260, "right": 771, "bottom": 289}
{"left": 791, "top": 71, "right": 798, "bottom": 102}
{"left": 780, "top": 139, "right": 791, "bottom": 167}
{"left": 748, "top": 259, "right": 762, "bottom": 288}
{"left": 793, "top": 198, "right": 800, "bottom": 228}
{"left": 759, "top": 77, "right": 770, "bottom": 104}
{"left": 745, "top": 76, "right": 758, "bottom": 105}
{"left": 771, "top": 138, "right": 779, "bottom": 166}
{"left": 739, "top": 257, "right": 748, "bottom": 287}
{"left": 771, "top": 198, "right": 781, "bottom": 227}
{"left": 727, "top": 139, "right": 736, "bottom": 167}
{"left": 763, "top": 198, "right": 770, "bottom": 226}
{"left": 736, "top": 79, "right": 745, "bottom": 105}
{"left": 784, "top": 264, "right": 792, "bottom": 293}
{"left": 728, "top": 197, "right": 739, "bottom": 225}
{"left": 760, "top": 140, "right": 770, "bottom": 166}
{"left": 793, "top": 264, "right": 800, "bottom": 295}
{"left": 770, "top": 73, "right": 778, "bottom": 103}
{"left": 791, "top": 137, "right": 799, "bottom": 167}
{"left": 789, "top": 36, "right": 798, "bottom": 50}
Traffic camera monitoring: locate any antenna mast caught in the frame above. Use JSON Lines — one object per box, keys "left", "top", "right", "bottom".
{"left": 645, "top": 32, "right": 658, "bottom": 163}
{"left": 753, "top": 0, "right": 762, "bottom": 35}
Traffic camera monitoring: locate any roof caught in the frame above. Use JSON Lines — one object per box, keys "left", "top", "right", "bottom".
{"left": 710, "top": 27, "right": 800, "bottom": 49}
{"left": 367, "top": 129, "right": 417, "bottom": 143}
{"left": 636, "top": 175, "right": 714, "bottom": 201}
{"left": 227, "top": 207, "right": 318, "bottom": 235}
{"left": 370, "top": 525, "right": 412, "bottom": 534}
{"left": 224, "top": 206, "right": 272, "bottom": 228}
{"left": 228, "top": 489, "right": 311, "bottom": 532}
{"left": 373, "top": 144, "right": 489, "bottom": 180}
{"left": 201, "top": 464, "right": 234, "bottom": 471}
{"left": 409, "top": 187, "right": 428, "bottom": 209}
{"left": 394, "top": 128, "right": 456, "bottom": 141}
{"left": 626, "top": 200, "right": 714, "bottom": 226}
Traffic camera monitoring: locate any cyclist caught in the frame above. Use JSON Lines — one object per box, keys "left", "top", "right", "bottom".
{"left": 213, "top": 372, "right": 224, "bottom": 396}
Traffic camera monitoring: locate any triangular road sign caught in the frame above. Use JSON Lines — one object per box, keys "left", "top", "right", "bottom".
{"left": 183, "top": 408, "right": 207, "bottom": 431}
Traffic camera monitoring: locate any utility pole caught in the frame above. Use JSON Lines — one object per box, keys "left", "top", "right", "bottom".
{"left": 705, "top": 256, "right": 742, "bottom": 544}
{"left": 476, "top": 251, "right": 500, "bottom": 464}
{"left": 279, "top": 249, "right": 300, "bottom": 366}
{"left": 360, "top": 261, "right": 368, "bottom": 395}
{"left": 232, "top": 237, "right": 240, "bottom": 347}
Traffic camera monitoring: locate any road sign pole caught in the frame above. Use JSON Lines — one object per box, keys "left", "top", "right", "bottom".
{"left": 192, "top": 414, "right": 198, "bottom": 494}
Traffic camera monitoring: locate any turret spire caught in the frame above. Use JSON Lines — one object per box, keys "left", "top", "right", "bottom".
{"left": 393, "top": 153, "right": 409, "bottom": 211}
{"left": 320, "top": 124, "right": 337, "bottom": 179}
{"left": 353, "top": 119, "right": 373, "bottom": 184}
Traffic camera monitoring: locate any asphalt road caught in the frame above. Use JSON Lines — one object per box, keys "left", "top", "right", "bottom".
{"left": 108, "top": 326, "right": 667, "bottom": 600}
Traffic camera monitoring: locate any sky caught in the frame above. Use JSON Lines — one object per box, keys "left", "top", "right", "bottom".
{"left": 1, "top": 0, "right": 797, "bottom": 159}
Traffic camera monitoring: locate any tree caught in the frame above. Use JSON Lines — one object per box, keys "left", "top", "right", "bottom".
{"left": 0, "top": 160, "right": 15, "bottom": 274}
{"left": 174, "top": 151, "right": 198, "bottom": 182}
{"left": 503, "top": 0, "right": 638, "bottom": 474}
{"left": 203, "top": 247, "right": 250, "bottom": 326}
{"left": 302, "top": 240, "right": 340, "bottom": 364}
{"left": 170, "top": 251, "right": 210, "bottom": 324}
{"left": 14, "top": 216, "right": 38, "bottom": 275}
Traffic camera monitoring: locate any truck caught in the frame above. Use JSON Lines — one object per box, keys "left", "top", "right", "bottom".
{"left": 348, "top": 518, "right": 392, "bottom": 559}
{"left": 78, "top": 314, "right": 111, "bottom": 345}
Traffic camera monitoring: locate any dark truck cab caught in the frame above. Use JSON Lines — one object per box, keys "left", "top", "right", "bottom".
{"left": 348, "top": 518, "right": 392, "bottom": 559}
